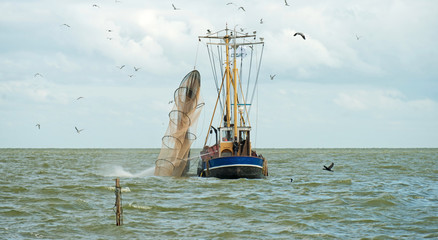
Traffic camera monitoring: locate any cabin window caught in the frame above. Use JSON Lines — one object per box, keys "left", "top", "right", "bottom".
{"left": 221, "top": 129, "right": 232, "bottom": 142}
{"left": 239, "top": 131, "right": 248, "bottom": 142}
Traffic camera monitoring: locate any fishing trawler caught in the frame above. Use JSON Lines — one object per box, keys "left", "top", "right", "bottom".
{"left": 197, "top": 26, "right": 268, "bottom": 179}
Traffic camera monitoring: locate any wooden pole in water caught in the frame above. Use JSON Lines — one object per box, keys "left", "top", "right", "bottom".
{"left": 115, "top": 178, "right": 122, "bottom": 226}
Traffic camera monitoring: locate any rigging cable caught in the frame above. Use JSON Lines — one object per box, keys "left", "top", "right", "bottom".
{"left": 248, "top": 43, "right": 264, "bottom": 116}
{"left": 193, "top": 38, "right": 201, "bottom": 69}
{"left": 245, "top": 44, "right": 254, "bottom": 104}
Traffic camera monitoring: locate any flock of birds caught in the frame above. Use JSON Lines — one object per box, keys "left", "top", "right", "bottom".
{"left": 35, "top": 1, "right": 147, "bottom": 134}
{"left": 34, "top": 1, "right": 362, "bottom": 143}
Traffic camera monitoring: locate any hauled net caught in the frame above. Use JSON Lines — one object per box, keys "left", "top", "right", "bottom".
{"left": 154, "top": 70, "right": 204, "bottom": 177}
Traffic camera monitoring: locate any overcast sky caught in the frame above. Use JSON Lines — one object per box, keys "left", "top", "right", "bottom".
{"left": 1, "top": 0, "right": 437, "bottom": 148}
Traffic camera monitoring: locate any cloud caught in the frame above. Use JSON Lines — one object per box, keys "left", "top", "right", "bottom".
{"left": 333, "top": 89, "right": 438, "bottom": 113}
{"left": 0, "top": 0, "right": 437, "bottom": 148}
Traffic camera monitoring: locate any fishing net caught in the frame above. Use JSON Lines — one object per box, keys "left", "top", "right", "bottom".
{"left": 154, "top": 70, "right": 204, "bottom": 177}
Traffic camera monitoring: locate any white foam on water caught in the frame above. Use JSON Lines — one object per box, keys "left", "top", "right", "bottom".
{"left": 101, "top": 165, "right": 155, "bottom": 178}
{"left": 105, "top": 186, "right": 131, "bottom": 192}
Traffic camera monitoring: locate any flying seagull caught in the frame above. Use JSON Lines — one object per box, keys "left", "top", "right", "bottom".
{"left": 168, "top": 100, "right": 174, "bottom": 104}
{"left": 238, "top": 6, "right": 245, "bottom": 11}
{"left": 285, "top": 0, "right": 290, "bottom": 6}
{"left": 75, "top": 127, "right": 84, "bottom": 133}
{"left": 260, "top": 18, "right": 263, "bottom": 24}
{"left": 107, "top": 37, "right": 112, "bottom": 40}
{"left": 92, "top": 4, "right": 100, "bottom": 8}
{"left": 34, "top": 73, "right": 43, "bottom": 78}
{"left": 128, "top": 74, "right": 134, "bottom": 78}
{"left": 356, "top": 34, "right": 362, "bottom": 40}
{"left": 60, "top": 23, "right": 70, "bottom": 28}
{"left": 35, "top": 124, "right": 40, "bottom": 129}
{"left": 134, "top": 67, "right": 140, "bottom": 71}
{"left": 226, "top": 2, "right": 235, "bottom": 5}
{"left": 76, "top": 97, "right": 84, "bottom": 100}
{"left": 207, "top": 29, "right": 211, "bottom": 34}
{"left": 270, "top": 74, "right": 276, "bottom": 80}
{"left": 294, "top": 32, "right": 306, "bottom": 40}
{"left": 117, "top": 65, "right": 125, "bottom": 69}
{"left": 172, "top": 4, "right": 180, "bottom": 10}
{"left": 323, "top": 162, "right": 334, "bottom": 172}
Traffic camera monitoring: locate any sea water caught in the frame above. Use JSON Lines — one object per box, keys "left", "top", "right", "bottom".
{"left": 0, "top": 148, "right": 437, "bottom": 239}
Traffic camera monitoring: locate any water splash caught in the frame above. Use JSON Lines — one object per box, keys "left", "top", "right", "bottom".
{"left": 102, "top": 165, "right": 155, "bottom": 178}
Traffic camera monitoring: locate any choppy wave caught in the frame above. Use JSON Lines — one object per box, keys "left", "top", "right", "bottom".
{"left": 1, "top": 148, "right": 437, "bottom": 239}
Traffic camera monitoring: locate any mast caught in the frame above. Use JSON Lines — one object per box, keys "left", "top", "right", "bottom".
{"left": 225, "top": 29, "right": 231, "bottom": 128}
{"left": 232, "top": 34, "right": 238, "bottom": 139}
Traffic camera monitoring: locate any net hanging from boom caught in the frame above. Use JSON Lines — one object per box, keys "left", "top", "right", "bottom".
{"left": 154, "top": 70, "right": 204, "bottom": 177}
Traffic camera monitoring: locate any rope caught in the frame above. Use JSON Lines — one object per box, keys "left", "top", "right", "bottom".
{"left": 248, "top": 43, "right": 264, "bottom": 116}
{"left": 193, "top": 39, "right": 201, "bottom": 69}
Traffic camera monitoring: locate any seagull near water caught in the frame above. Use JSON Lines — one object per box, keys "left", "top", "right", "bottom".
{"left": 270, "top": 74, "right": 276, "bottom": 80}
{"left": 285, "top": 0, "right": 290, "bottom": 6}
{"left": 34, "top": 73, "right": 43, "bottom": 78}
{"left": 75, "top": 127, "right": 84, "bottom": 134}
{"left": 35, "top": 124, "right": 41, "bottom": 129}
{"left": 294, "top": 32, "right": 306, "bottom": 40}
{"left": 76, "top": 96, "right": 84, "bottom": 100}
{"left": 238, "top": 6, "right": 245, "bottom": 11}
{"left": 60, "top": 23, "right": 70, "bottom": 28}
{"left": 117, "top": 65, "right": 125, "bottom": 69}
{"left": 356, "top": 34, "right": 362, "bottom": 40}
{"left": 134, "top": 66, "right": 140, "bottom": 71}
{"left": 323, "top": 162, "right": 334, "bottom": 172}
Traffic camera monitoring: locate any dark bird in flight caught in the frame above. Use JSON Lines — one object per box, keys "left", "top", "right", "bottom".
{"left": 356, "top": 34, "right": 362, "bottom": 40}
{"left": 76, "top": 97, "right": 84, "bottom": 100}
{"left": 270, "top": 74, "right": 276, "bottom": 80}
{"left": 260, "top": 18, "right": 263, "bottom": 24}
{"left": 35, "top": 124, "right": 40, "bottom": 129}
{"left": 92, "top": 4, "right": 100, "bottom": 8}
{"left": 207, "top": 29, "right": 211, "bottom": 34}
{"left": 128, "top": 74, "right": 134, "bottom": 78}
{"left": 285, "top": 0, "right": 290, "bottom": 6}
{"left": 34, "top": 73, "right": 43, "bottom": 78}
{"left": 172, "top": 4, "right": 180, "bottom": 10}
{"left": 107, "top": 37, "right": 112, "bottom": 40}
{"left": 323, "top": 162, "right": 334, "bottom": 172}
{"left": 60, "top": 23, "right": 70, "bottom": 28}
{"left": 168, "top": 100, "right": 174, "bottom": 104}
{"left": 134, "top": 67, "right": 140, "bottom": 71}
{"left": 294, "top": 32, "right": 306, "bottom": 40}
{"left": 117, "top": 65, "right": 125, "bottom": 69}
{"left": 75, "top": 127, "right": 84, "bottom": 133}
{"left": 226, "top": 2, "right": 235, "bottom": 5}
{"left": 238, "top": 6, "right": 245, "bottom": 11}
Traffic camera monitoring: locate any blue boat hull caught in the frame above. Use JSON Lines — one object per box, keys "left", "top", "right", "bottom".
{"left": 198, "top": 156, "right": 265, "bottom": 179}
